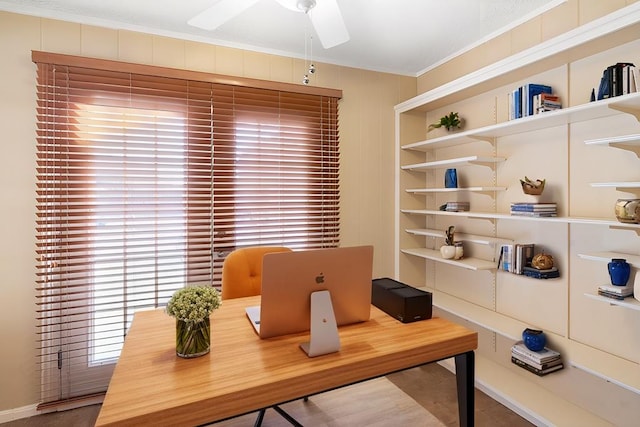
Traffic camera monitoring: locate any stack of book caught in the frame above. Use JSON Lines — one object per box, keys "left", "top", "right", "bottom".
{"left": 509, "top": 83, "right": 561, "bottom": 119}
{"left": 598, "top": 283, "right": 634, "bottom": 300}
{"left": 444, "top": 201, "right": 470, "bottom": 212}
{"left": 511, "top": 341, "right": 564, "bottom": 376}
{"left": 510, "top": 202, "right": 557, "bottom": 217}
{"left": 499, "top": 244, "right": 534, "bottom": 274}
{"left": 597, "top": 62, "right": 638, "bottom": 100}
{"left": 533, "top": 93, "right": 562, "bottom": 114}
{"left": 523, "top": 266, "right": 560, "bottom": 279}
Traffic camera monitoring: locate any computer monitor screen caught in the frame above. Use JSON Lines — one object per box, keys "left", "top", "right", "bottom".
{"left": 249, "top": 245, "right": 373, "bottom": 339}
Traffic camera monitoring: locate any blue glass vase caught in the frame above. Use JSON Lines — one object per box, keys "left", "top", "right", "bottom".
{"left": 522, "top": 328, "right": 546, "bottom": 352}
{"left": 608, "top": 258, "right": 630, "bottom": 286}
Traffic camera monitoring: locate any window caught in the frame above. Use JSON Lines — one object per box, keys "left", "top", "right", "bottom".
{"left": 33, "top": 51, "right": 341, "bottom": 407}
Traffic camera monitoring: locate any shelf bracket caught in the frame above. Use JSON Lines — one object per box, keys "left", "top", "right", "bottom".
{"left": 469, "top": 135, "right": 494, "bottom": 143}
{"left": 608, "top": 104, "right": 640, "bottom": 121}
{"left": 610, "top": 143, "right": 640, "bottom": 158}
{"left": 609, "top": 225, "right": 640, "bottom": 236}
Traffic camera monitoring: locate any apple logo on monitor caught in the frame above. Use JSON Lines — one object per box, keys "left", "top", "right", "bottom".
{"left": 315, "top": 273, "right": 325, "bottom": 284}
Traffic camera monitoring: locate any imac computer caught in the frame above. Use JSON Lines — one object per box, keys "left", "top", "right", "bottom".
{"left": 245, "top": 245, "right": 374, "bottom": 357}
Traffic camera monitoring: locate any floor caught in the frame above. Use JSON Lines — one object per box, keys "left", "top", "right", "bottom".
{"left": 1, "top": 364, "right": 534, "bottom": 427}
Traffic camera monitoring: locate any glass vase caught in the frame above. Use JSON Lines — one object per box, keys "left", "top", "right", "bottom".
{"left": 176, "top": 318, "right": 210, "bottom": 358}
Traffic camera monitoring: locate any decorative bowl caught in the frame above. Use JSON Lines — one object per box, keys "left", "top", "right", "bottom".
{"left": 614, "top": 199, "right": 640, "bottom": 224}
{"left": 531, "top": 253, "right": 554, "bottom": 270}
{"left": 520, "top": 177, "right": 545, "bottom": 195}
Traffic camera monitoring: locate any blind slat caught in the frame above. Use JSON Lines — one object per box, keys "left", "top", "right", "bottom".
{"left": 34, "top": 53, "right": 340, "bottom": 408}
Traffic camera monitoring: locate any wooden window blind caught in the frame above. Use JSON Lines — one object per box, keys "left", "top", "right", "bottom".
{"left": 32, "top": 51, "right": 341, "bottom": 407}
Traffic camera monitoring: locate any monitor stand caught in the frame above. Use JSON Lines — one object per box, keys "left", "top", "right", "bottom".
{"left": 300, "top": 290, "right": 341, "bottom": 357}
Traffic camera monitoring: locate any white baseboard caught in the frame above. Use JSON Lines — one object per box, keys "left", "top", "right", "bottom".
{"left": 0, "top": 403, "right": 39, "bottom": 424}
{"left": 0, "top": 394, "right": 104, "bottom": 423}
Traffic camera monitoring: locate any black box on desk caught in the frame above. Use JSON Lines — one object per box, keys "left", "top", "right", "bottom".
{"left": 371, "top": 278, "right": 432, "bottom": 323}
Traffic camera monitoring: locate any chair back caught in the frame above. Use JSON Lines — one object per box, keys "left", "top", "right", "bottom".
{"left": 221, "top": 246, "right": 292, "bottom": 299}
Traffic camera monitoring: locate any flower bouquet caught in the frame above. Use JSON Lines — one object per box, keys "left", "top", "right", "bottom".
{"left": 166, "top": 285, "right": 221, "bottom": 358}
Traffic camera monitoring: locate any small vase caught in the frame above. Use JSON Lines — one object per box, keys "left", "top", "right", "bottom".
{"left": 444, "top": 168, "right": 458, "bottom": 188}
{"left": 522, "top": 328, "right": 546, "bottom": 352}
{"left": 176, "top": 318, "right": 210, "bottom": 358}
{"left": 440, "top": 245, "right": 456, "bottom": 259}
{"left": 608, "top": 258, "right": 630, "bottom": 286}
{"left": 454, "top": 242, "right": 464, "bottom": 260}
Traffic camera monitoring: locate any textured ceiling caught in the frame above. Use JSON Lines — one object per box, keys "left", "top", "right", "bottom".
{"left": 0, "top": 0, "right": 563, "bottom": 76}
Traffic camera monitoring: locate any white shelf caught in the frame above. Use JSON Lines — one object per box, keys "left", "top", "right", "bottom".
{"left": 568, "top": 340, "right": 640, "bottom": 395}
{"left": 406, "top": 186, "right": 505, "bottom": 194}
{"left": 584, "top": 292, "right": 640, "bottom": 311}
{"left": 471, "top": 356, "right": 609, "bottom": 427}
{"left": 401, "top": 248, "right": 496, "bottom": 270}
{"left": 577, "top": 251, "right": 640, "bottom": 268}
{"left": 437, "top": 356, "right": 609, "bottom": 427}
{"left": 402, "top": 92, "right": 640, "bottom": 152}
{"left": 430, "top": 290, "right": 529, "bottom": 340}
{"left": 401, "top": 208, "right": 640, "bottom": 228}
{"left": 585, "top": 133, "right": 640, "bottom": 148}
{"left": 401, "top": 155, "right": 504, "bottom": 171}
{"left": 590, "top": 181, "right": 640, "bottom": 189}
{"left": 405, "top": 228, "right": 512, "bottom": 246}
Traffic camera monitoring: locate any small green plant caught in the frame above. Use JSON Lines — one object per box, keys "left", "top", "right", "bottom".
{"left": 444, "top": 226, "right": 455, "bottom": 246}
{"left": 428, "top": 112, "right": 462, "bottom": 132}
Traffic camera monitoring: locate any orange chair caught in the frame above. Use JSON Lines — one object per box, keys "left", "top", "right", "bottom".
{"left": 221, "top": 246, "right": 303, "bottom": 427}
{"left": 221, "top": 246, "right": 292, "bottom": 300}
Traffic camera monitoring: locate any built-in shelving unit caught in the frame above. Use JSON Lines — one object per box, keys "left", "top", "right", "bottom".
{"left": 395, "top": 4, "right": 640, "bottom": 424}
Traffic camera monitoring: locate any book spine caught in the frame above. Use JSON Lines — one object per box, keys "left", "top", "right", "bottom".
{"left": 511, "top": 353, "right": 562, "bottom": 371}
{"left": 511, "top": 357, "right": 564, "bottom": 376}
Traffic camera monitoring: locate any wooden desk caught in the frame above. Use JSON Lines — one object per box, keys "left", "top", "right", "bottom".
{"left": 95, "top": 296, "right": 477, "bottom": 427}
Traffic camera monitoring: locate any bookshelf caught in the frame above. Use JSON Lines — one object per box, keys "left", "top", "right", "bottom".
{"left": 395, "top": 4, "right": 640, "bottom": 425}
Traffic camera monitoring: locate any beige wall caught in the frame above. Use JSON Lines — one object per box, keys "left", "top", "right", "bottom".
{"left": 0, "top": 11, "right": 415, "bottom": 412}
{"left": 417, "top": 0, "right": 637, "bottom": 94}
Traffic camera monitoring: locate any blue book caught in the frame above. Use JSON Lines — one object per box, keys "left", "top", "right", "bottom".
{"left": 524, "top": 84, "right": 552, "bottom": 117}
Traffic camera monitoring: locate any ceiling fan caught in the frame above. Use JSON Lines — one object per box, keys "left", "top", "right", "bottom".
{"left": 188, "top": 0, "right": 350, "bottom": 49}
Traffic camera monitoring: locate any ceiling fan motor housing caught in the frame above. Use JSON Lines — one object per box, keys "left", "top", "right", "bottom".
{"left": 297, "top": 0, "right": 317, "bottom": 13}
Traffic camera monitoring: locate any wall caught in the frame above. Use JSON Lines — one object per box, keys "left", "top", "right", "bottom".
{"left": 0, "top": 11, "right": 415, "bottom": 415}
{"left": 417, "top": 0, "right": 638, "bottom": 94}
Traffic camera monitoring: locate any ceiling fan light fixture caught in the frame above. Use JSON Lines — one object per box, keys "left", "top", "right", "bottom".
{"left": 296, "top": 0, "right": 317, "bottom": 13}
{"left": 275, "top": 0, "right": 315, "bottom": 13}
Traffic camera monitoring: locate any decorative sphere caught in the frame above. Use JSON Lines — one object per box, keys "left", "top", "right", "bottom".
{"left": 522, "top": 328, "right": 546, "bottom": 352}
{"left": 531, "top": 253, "right": 554, "bottom": 270}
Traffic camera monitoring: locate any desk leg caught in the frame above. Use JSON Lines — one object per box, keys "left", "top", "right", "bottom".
{"left": 455, "top": 351, "right": 475, "bottom": 427}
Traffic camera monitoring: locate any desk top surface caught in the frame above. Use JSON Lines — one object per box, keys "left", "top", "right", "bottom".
{"left": 95, "top": 295, "right": 477, "bottom": 426}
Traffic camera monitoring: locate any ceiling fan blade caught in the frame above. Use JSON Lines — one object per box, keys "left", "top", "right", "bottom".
{"left": 309, "top": 0, "right": 349, "bottom": 49}
{"left": 188, "top": 0, "right": 261, "bottom": 31}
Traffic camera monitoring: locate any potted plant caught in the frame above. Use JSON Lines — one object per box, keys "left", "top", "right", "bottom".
{"left": 440, "top": 226, "right": 457, "bottom": 259}
{"left": 428, "top": 112, "right": 462, "bottom": 132}
{"left": 166, "top": 285, "right": 221, "bottom": 358}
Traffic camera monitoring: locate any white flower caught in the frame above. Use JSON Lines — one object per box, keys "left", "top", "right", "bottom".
{"left": 166, "top": 285, "right": 221, "bottom": 322}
